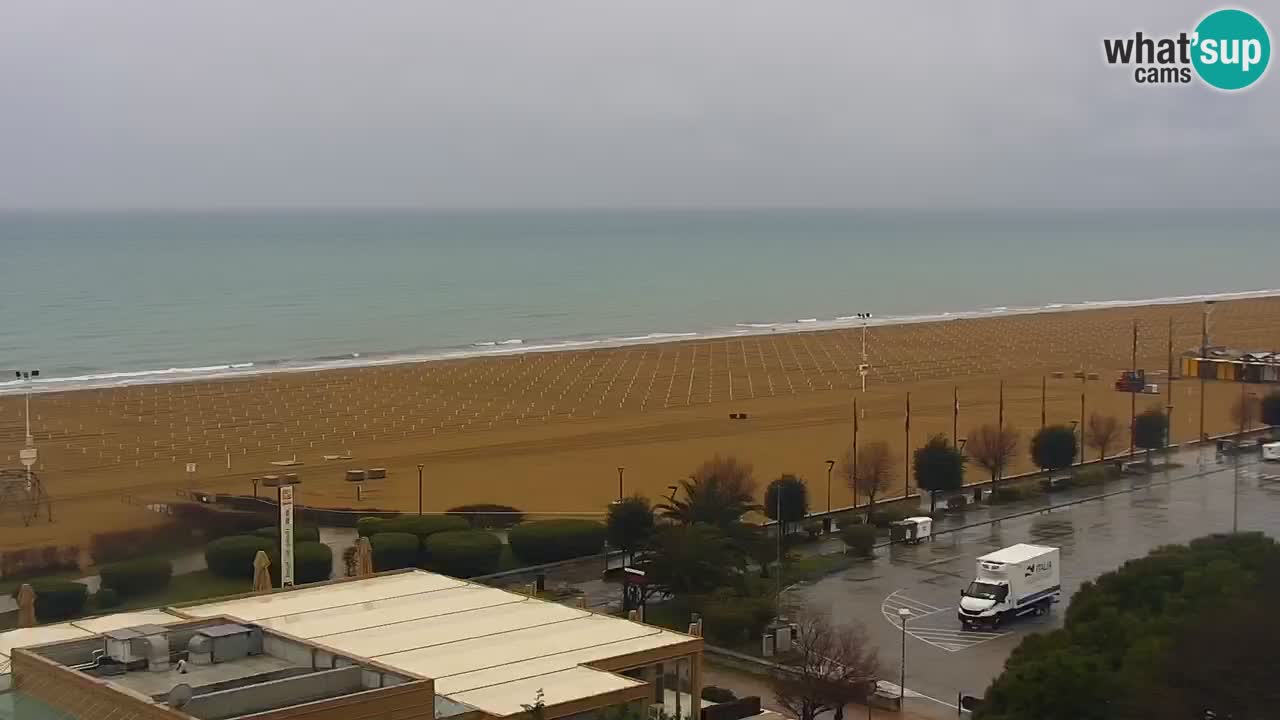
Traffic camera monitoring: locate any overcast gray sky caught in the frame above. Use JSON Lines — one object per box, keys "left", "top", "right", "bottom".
{"left": 1, "top": 1, "right": 1276, "bottom": 209}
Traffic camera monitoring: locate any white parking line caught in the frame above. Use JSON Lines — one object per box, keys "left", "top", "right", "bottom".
{"left": 881, "top": 589, "right": 1011, "bottom": 653}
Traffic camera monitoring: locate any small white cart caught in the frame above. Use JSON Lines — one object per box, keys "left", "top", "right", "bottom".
{"left": 890, "top": 516, "right": 933, "bottom": 544}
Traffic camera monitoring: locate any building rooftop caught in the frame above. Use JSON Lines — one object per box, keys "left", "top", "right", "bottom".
{"left": 176, "top": 571, "right": 695, "bottom": 717}
{"left": 3, "top": 570, "right": 700, "bottom": 719}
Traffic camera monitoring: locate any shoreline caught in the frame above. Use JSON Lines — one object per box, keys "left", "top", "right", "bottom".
{"left": 4, "top": 287, "right": 1278, "bottom": 397}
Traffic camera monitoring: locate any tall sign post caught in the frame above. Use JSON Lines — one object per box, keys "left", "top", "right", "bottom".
{"left": 263, "top": 475, "right": 301, "bottom": 587}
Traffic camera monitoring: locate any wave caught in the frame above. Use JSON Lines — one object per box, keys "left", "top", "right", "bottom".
{"left": 5, "top": 287, "right": 1279, "bottom": 396}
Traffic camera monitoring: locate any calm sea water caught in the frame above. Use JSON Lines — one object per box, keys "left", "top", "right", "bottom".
{"left": 1, "top": 209, "right": 1278, "bottom": 391}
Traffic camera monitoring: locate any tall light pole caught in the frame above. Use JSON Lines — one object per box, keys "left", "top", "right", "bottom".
{"left": 776, "top": 485, "right": 784, "bottom": 599}
{"left": 825, "top": 459, "right": 835, "bottom": 514}
{"left": 617, "top": 466, "right": 625, "bottom": 502}
{"left": 416, "top": 464, "right": 424, "bottom": 516}
{"left": 898, "top": 607, "right": 912, "bottom": 703}
{"left": 1233, "top": 382, "right": 1247, "bottom": 534}
{"left": 15, "top": 370, "right": 40, "bottom": 494}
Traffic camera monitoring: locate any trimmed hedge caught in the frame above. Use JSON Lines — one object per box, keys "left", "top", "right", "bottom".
{"left": 205, "top": 535, "right": 276, "bottom": 579}
{"left": 356, "top": 515, "right": 468, "bottom": 541}
{"left": 252, "top": 526, "right": 321, "bottom": 543}
{"left": 425, "top": 531, "right": 503, "bottom": 578}
{"left": 507, "top": 520, "right": 606, "bottom": 565}
{"left": 370, "top": 532, "right": 420, "bottom": 571}
{"left": 868, "top": 505, "right": 914, "bottom": 528}
{"left": 13, "top": 581, "right": 89, "bottom": 623}
{"left": 446, "top": 504, "right": 525, "bottom": 529}
{"left": 840, "top": 524, "right": 878, "bottom": 557}
{"left": 294, "top": 542, "right": 333, "bottom": 584}
{"left": 99, "top": 558, "right": 173, "bottom": 597}
{"left": 696, "top": 595, "right": 777, "bottom": 646}
{"left": 0, "top": 544, "right": 80, "bottom": 580}
{"left": 94, "top": 587, "right": 121, "bottom": 610}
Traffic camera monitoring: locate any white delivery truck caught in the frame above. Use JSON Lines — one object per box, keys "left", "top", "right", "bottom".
{"left": 958, "top": 543, "right": 1060, "bottom": 630}
{"left": 1263, "top": 441, "right": 1280, "bottom": 462}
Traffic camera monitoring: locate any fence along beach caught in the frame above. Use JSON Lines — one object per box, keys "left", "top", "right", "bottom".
{"left": 3, "top": 294, "right": 1280, "bottom": 551}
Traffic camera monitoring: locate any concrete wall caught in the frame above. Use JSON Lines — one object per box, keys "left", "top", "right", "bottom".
{"left": 184, "top": 666, "right": 363, "bottom": 720}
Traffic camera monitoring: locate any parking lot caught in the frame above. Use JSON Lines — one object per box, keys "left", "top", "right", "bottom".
{"left": 790, "top": 453, "right": 1280, "bottom": 714}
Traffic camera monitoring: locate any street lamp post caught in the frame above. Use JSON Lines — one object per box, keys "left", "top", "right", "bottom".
{"left": 898, "top": 607, "right": 912, "bottom": 704}
{"left": 617, "top": 466, "right": 625, "bottom": 502}
{"left": 416, "top": 464, "right": 424, "bottom": 516}
{"left": 1070, "top": 420, "right": 1080, "bottom": 466}
{"left": 825, "top": 459, "right": 835, "bottom": 515}
{"left": 15, "top": 370, "right": 40, "bottom": 497}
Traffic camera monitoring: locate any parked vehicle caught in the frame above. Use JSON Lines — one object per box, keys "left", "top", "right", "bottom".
{"left": 889, "top": 516, "right": 932, "bottom": 544}
{"left": 958, "top": 544, "right": 1060, "bottom": 630}
{"left": 1263, "top": 442, "right": 1280, "bottom": 462}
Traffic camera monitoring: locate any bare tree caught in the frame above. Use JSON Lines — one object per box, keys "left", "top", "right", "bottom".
{"left": 840, "top": 441, "right": 895, "bottom": 512}
{"left": 968, "top": 424, "right": 1019, "bottom": 491}
{"left": 1231, "top": 393, "right": 1260, "bottom": 432}
{"left": 1084, "top": 413, "right": 1122, "bottom": 461}
{"left": 771, "top": 609, "right": 881, "bottom": 720}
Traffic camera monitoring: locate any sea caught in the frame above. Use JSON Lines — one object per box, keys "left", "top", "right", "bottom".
{"left": 2, "top": 208, "right": 1278, "bottom": 394}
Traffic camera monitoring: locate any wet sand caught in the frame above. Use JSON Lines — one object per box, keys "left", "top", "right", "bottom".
{"left": 3, "top": 296, "right": 1278, "bottom": 551}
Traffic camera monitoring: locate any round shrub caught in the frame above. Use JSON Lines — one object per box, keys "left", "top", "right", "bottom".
{"left": 868, "top": 505, "right": 914, "bottom": 528}
{"left": 446, "top": 504, "right": 525, "bottom": 529}
{"left": 840, "top": 524, "right": 877, "bottom": 557}
{"left": 294, "top": 542, "right": 333, "bottom": 584}
{"left": 508, "top": 519, "right": 606, "bottom": 565}
{"left": 356, "top": 516, "right": 387, "bottom": 538}
{"left": 697, "top": 595, "right": 777, "bottom": 646}
{"left": 12, "top": 581, "right": 89, "bottom": 623}
{"left": 425, "top": 531, "right": 503, "bottom": 578}
{"left": 94, "top": 587, "right": 121, "bottom": 610}
{"left": 205, "top": 535, "right": 276, "bottom": 579}
{"left": 702, "top": 687, "right": 738, "bottom": 704}
{"left": 99, "top": 558, "right": 173, "bottom": 597}
{"left": 370, "top": 532, "right": 419, "bottom": 571}
{"left": 252, "top": 526, "right": 320, "bottom": 543}
{"left": 381, "top": 516, "right": 469, "bottom": 542}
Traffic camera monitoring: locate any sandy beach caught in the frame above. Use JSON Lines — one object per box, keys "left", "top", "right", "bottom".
{"left": 3, "top": 295, "right": 1279, "bottom": 552}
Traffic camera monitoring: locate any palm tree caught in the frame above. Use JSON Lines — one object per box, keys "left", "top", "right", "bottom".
{"left": 657, "top": 455, "right": 761, "bottom": 527}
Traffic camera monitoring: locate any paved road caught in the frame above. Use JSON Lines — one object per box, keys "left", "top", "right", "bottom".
{"left": 788, "top": 451, "right": 1280, "bottom": 716}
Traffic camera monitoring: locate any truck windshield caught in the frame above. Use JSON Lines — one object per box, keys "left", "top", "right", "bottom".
{"left": 964, "top": 581, "right": 1007, "bottom": 600}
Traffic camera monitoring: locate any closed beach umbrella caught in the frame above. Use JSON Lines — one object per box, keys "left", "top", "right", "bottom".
{"left": 17, "top": 584, "right": 37, "bottom": 628}
{"left": 252, "top": 551, "right": 272, "bottom": 592}
{"left": 354, "top": 537, "right": 374, "bottom": 577}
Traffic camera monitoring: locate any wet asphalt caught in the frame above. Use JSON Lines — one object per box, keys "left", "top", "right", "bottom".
{"left": 788, "top": 448, "right": 1280, "bottom": 715}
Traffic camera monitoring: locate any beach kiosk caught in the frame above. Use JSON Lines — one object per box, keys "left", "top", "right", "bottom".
{"left": 889, "top": 516, "right": 932, "bottom": 544}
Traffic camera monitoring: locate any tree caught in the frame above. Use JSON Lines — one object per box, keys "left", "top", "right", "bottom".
{"left": 764, "top": 474, "right": 809, "bottom": 525}
{"left": 771, "top": 609, "right": 881, "bottom": 720}
{"left": 1083, "top": 413, "right": 1121, "bottom": 461}
{"left": 840, "top": 441, "right": 895, "bottom": 513}
{"left": 644, "top": 523, "right": 743, "bottom": 597}
{"left": 1232, "top": 392, "right": 1261, "bottom": 432}
{"left": 1132, "top": 408, "right": 1169, "bottom": 463}
{"left": 1262, "top": 390, "right": 1280, "bottom": 428}
{"left": 657, "top": 456, "right": 760, "bottom": 529}
{"left": 913, "top": 434, "right": 965, "bottom": 513}
{"left": 606, "top": 495, "right": 655, "bottom": 565}
{"left": 1030, "top": 425, "right": 1077, "bottom": 473}
{"left": 969, "top": 424, "right": 1019, "bottom": 491}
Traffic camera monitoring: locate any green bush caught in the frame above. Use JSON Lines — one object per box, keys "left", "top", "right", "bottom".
{"left": 252, "top": 526, "right": 320, "bottom": 543}
{"left": 508, "top": 519, "right": 607, "bottom": 565}
{"left": 697, "top": 594, "right": 777, "bottom": 646}
{"left": 1071, "top": 467, "right": 1109, "bottom": 487}
{"left": 205, "top": 535, "right": 276, "bottom": 579}
{"left": 425, "top": 530, "right": 503, "bottom": 577}
{"left": 99, "top": 558, "right": 173, "bottom": 597}
{"left": 356, "top": 515, "right": 468, "bottom": 544}
{"left": 294, "top": 542, "right": 333, "bottom": 584}
{"left": 94, "top": 587, "right": 121, "bottom": 610}
{"left": 840, "top": 524, "right": 878, "bottom": 557}
{"left": 447, "top": 504, "right": 525, "bottom": 529}
{"left": 701, "top": 687, "right": 738, "bottom": 703}
{"left": 370, "top": 532, "right": 420, "bottom": 571}
{"left": 12, "top": 581, "right": 89, "bottom": 623}
{"left": 868, "top": 505, "right": 914, "bottom": 528}
{"left": 991, "top": 485, "right": 1034, "bottom": 504}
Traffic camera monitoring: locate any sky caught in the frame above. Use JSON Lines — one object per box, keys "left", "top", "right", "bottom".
{"left": 1, "top": 1, "right": 1277, "bottom": 210}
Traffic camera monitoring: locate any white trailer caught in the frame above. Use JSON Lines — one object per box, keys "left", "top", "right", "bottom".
{"left": 958, "top": 544, "right": 1060, "bottom": 630}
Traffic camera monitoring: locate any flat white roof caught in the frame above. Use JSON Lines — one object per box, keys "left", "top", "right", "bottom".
{"left": 178, "top": 571, "right": 694, "bottom": 716}
{"left": 0, "top": 609, "right": 181, "bottom": 662}
{"left": 980, "top": 543, "right": 1056, "bottom": 564}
